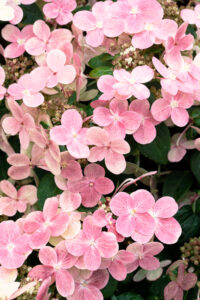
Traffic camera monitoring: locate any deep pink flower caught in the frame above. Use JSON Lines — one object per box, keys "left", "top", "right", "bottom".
{"left": 66, "top": 216, "right": 119, "bottom": 271}
{"left": 113, "top": 66, "right": 154, "bottom": 99}
{"left": 126, "top": 242, "right": 164, "bottom": 272}
{"left": 86, "top": 127, "right": 130, "bottom": 174}
{"left": 68, "top": 163, "right": 114, "bottom": 207}
{"left": 29, "top": 242, "right": 77, "bottom": 297}
{"left": 60, "top": 151, "right": 82, "bottom": 182}
{"left": 43, "top": 0, "right": 76, "bottom": 25}
{"left": 2, "top": 24, "right": 33, "bottom": 58}
{"left": 0, "top": 220, "right": 31, "bottom": 269}
{"left": 110, "top": 190, "right": 156, "bottom": 239}
{"left": 23, "top": 197, "right": 69, "bottom": 248}
{"left": 50, "top": 109, "right": 90, "bottom": 159}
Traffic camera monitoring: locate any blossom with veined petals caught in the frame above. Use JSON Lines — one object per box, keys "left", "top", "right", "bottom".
{"left": 43, "top": 0, "right": 76, "bottom": 25}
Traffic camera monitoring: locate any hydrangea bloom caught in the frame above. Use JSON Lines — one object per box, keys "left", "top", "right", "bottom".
{"left": 43, "top": 0, "right": 76, "bottom": 25}
{"left": 181, "top": 4, "right": 200, "bottom": 28}
{"left": 0, "top": 0, "right": 14, "bottom": 21}
{"left": 0, "top": 267, "right": 20, "bottom": 299}
{"left": 168, "top": 133, "right": 195, "bottom": 162}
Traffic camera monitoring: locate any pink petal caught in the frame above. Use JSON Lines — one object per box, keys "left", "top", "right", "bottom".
{"left": 143, "top": 242, "right": 164, "bottom": 256}
{"left": 130, "top": 189, "right": 155, "bottom": 213}
{"left": 61, "top": 109, "right": 82, "bottom": 132}
{"left": 4, "top": 44, "right": 25, "bottom": 59}
{"left": 164, "top": 281, "right": 179, "bottom": 300}
{"left": 28, "top": 265, "right": 53, "bottom": 281}
{"left": 60, "top": 191, "right": 81, "bottom": 212}
{"left": 25, "top": 37, "right": 46, "bottom": 56}
{"left": 95, "top": 177, "right": 114, "bottom": 195}
{"left": 110, "top": 192, "right": 131, "bottom": 216}
{"left": 50, "top": 125, "right": 71, "bottom": 145}
{"left": 131, "top": 66, "right": 154, "bottom": 83}
{"left": 154, "top": 197, "right": 178, "bottom": 218}
{"left": 18, "top": 185, "right": 37, "bottom": 205}
{"left": 155, "top": 218, "right": 182, "bottom": 244}
{"left": 43, "top": 197, "right": 58, "bottom": 221}
{"left": 110, "top": 139, "right": 130, "bottom": 154}
{"left": 57, "top": 65, "right": 76, "bottom": 84}
{"left": 0, "top": 180, "right": 17, "bottom": 198}
{"left": 2, "top": 117, "right": 20, "bottom": 135}
{"left": 86, "top": 127, "right": 109, "bottom": 146}
{"left": 171, "top": 107, "right": 189, "bottom": 127}
{"left": 93, "top": 107, "right": 112, "bottom": 127}
{"left": 56, "top": 269, "right": 75, "bottom": 297}
{"left": 1, "top": 24, "right": 19, "bottom": 42}
{"left": 116, "top": 214, "right": 135, "bottom": 237}
{"left": 151, "top": 98, "right": 171, "bottom": 122}
{"left": 8, "top": 166, "right": 30, "bottom": 180}
{"left": 39, "top": 246, "right": 57, "bottom": 266}
{"left": 86, "top": 29, "right": 104, "bottom": 47}
{"left": 46, "top": 49, "right": 66, "bottom": 72}
{"left": 84, "top": 247, "right": 101, "bottom": 271}
{"left": 50, "top": 213, "right": 69, "bottom": 236}
{"left": 132, "top": 30, "right": 155, "bottom": 49}
{"left": 73, "top": 11, "right": 96, "bottom": 31}
{"left": 140, "top": 256, "right": 160, "bottom": 270}
{"left": 133, "top": 120, "right": 156, "bottom": 144}
{"left": 109, "top": 260, "right": 127, "bottom": 281}
{"left": 23, "top": 92, "right": 44, "bottom": 108}
{"left": 84, "top": 163, "right": 105, "bottom": 179}
{"left": 96, "top": 232, "right": 118, "bottom": 257}
{"left": 33, "top": 20, "right": 50, "bottom": 41}
{"left": 30, "top": 228, "right": 50, "bottom": 249}
{"left": 68, "top": 139, "right": 90, "bottom": 159}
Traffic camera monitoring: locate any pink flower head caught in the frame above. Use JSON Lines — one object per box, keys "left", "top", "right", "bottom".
{"left": 86, "top": 127, "right": 130, "bottom": 174}
{"left": 7, "top": 153, "right": 32, "bottom": 180}
{"left": 66, "top": 216, "right": 119, "bottom": 271}
{"left": 68, "top": 269, "right": 109, "bottom": 300}
{"left": 60, "top": 151, "right": 82, "bottom": 182}
{"left": 0, "top": 220, "right": 30, "bottom": 269}
{"left": 43, "top": 0, "right": 76, "bottom": 25}
{"left": 164, "top": 263, "right": 197, "bottom": 300}
{"left": 25, "top": 20, "right": 72, "bottom": 56}
{"left": 151, "top": 91, "right": 194, "bottom": 127}
{"left": 45, "top": 49, "right": 76, "bottom": 87}
{"left": 73, "top": 1, "right": 124, "bottom": 47}
{"left": 181, "top": 4, "right": 200, "bottom": 28}
{"left": 97, "top": 75, "right": 127, "bottom": 101}
{"left": 126, "top": 242, "right": 164, "bottom": 272}
{"left": 0, "top": 180, "right": 37, "bottom": 216}
{"left": 168, "top": 133, "right": 195, "bottom": 162}
{"left": 110, "top": 190, "right": 156, "bottom": 239}
{"left": 23, "top": 197, "right": 69, "bottom": 248}
{"left": 50, "top": 109, "right": 90, "bottom": 159}
{"left": 93, "top": 99, "right": 141, "bottom": 139}
{"left": 0, "top": 66, "right": 6, "bottom": 100}
{"left": 8, "top": 67, "right": 51, "bottom": 107}
{"left": 129, "top": 99, "right": 158, "bottom": 144}
{"left": 68, "top": 163, "right": 114, "bottom": 207}
{"left": 113, "top": 66, "right": 154, "bottom": 100}
{"left": 2, "top": 99, "right": 35, "bottom": 149}
{"left": 0, "top": 267, "right": 21, "bottom": 299}
{"left": 29, "top": 242, "right": 77, "bottom": 297}
{"left": 2, "top": 24, "right": 33, "bottom": 58}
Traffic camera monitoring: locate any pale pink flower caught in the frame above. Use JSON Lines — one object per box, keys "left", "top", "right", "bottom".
{"left": 96, "top": 75, "right": 127, "bottom": 101}
{"left": 0, "top": 0, "right": 14, "bottom": 22}
{"left": 2, "top": 24, "right": 33, "bottom": 58}
{"left": 2, "top": 99, "right": 35, "bottom": 149}
{"left": 23, "top": 197, "right": 69, "bottom": 248}
{"left": 66, "top": 216, "right": 119, "bottom": 271}
{"left": 73, "top": 1, "right": 124, "bottom": 47}
{"left": 0, "top": 267, "right": 20, "bottom": 299}
{"left": 7, "top": 153, "right": 33, "bottom": 180}
{"left": 181, "top": 4, "right": 200, "bottom": 28}
{"left": 164, "top": 263, "right": 197, "bottom": 300}
{"left": 110, "top": 190, "right": 156, "bottom": 239}
{"left": 25, "top": 20, "right": 72, "bottom": 56}
{"left": 8, "top": 67, "right": 51, "bottom": 107}
{"left": 45, "top": 49, "right": 76, "bottom": 87}
{"left": 113, "top": 66, "right": 154, "bottom": 100}
{"left": 29, "top": 242, "right": 77, "bottom": 297}
{"left": 43, "top": 0, "right": 76, "bottom": 25}
{"left": 168, "top": 133, "right": 195, "bottom": 162}
{"left": 126, "top": 242, "right": 164, "bottom": 272}
{"left": 151, "top": 91, "right": 194, "bottom": 127}
{"left": 68, "top": 163, "right": 114, "bottom": 207}
{"left": 86, "top": 127, "right": 130, "bottom": 174}
{"left": 0, "top": 180, "right": 37, "bottom": 216}
{"left": 129, "top": 99, "right": 158, "bottom": 144}
{"left": 93, "top": 99, "right": 141, "bottom": 139}
{"left": 68, "top": 269, "right": 109, "bottom": 300}
{"left": 0, "top": 220, "right": 31, "bottom": 269}
{"left": 0, "top": 66, "right": 6, "bottom": 100}
{"left": 50, "top": 109, "right": 90, "bottom": 159}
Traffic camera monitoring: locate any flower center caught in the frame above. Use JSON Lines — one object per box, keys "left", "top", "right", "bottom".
{"left": 17, "top": 38, "right": 25, "bottom": 45}
{"left": 130, "top": 7, "right": 138, "bottom": 14}
{"left": 169, "top": 72, "right": 176, "bottom": 80}
{"left": 129, "top": 78, "right": 136, "bottom": 85}
{"left": 145, "top": 23, "right": 154, "bottom": 31}
{"left": 170, "top": 100, "right": 178, "bottom": 108}
{"left": 130, "top": 209, "right": 136, "bottom": 215}
{"left": 23, "top": 89, "right": 30, "bottom": 95}
{"left": 96, "top": 21, "right": 103, "bottom": 28}
{"left": 7, "top": 243, "right": 15, "bottom": 252}
{"left": 89, "top": 182, "right": 94, "bottom": 187}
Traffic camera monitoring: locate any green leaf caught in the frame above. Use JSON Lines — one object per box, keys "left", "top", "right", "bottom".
{"left": 162, "top": 171, "right": 193, "bottom": 201}
{"left": 21, "top": 3, "right": 43, "bottom": 24}
{"left": 77, "top": 205, "right": 98, "bottom": 213}
{"left": 0, "top": 151, "right": 9, "bottom": 180}
{"left": 88, "top": 53, "right": 113, "bottom": 69}
{"left": 175, "top": 205, "right": 200, "bottom": 243}
{"left": 189, "top": 106, "right": 200, "bottom": 126}
{"left": 191, "top": 151, "right": 200, "bottom": 183}
{"left": 102, "top": 276, "right": 118, "bottom": 299}
{"left": 111, "top": 292, "right": 144, "bottom": 300}
{"left": 73, "top": 5, "right": 91, "bottom": 13}
{"left": 37, "top": 173, "right": 62, "bottom": 210}
{"left": 89, "top": 66, "right": 113, "bottom": 78}
{"left": 138, "top": 123, "right": 170, "bottom": 164}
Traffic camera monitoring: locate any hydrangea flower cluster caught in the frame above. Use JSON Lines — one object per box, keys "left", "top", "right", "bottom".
{"left": 0, "top": 0, "right": 200, "bottom": 299}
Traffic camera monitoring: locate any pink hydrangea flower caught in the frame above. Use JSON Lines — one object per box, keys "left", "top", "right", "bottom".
{"left": 23, "top": 197, "right": 69, "bottom": 248}
{"left": 0, "top": 0, "right": 14, "bottom": 21}
{"left": 168, "top": 133, "right": 195, "bottom": 162}
{"left": 110, "top": 190, "right": 156, "bottom": 239}
{"left": 126, "top": 242, "right": 164, "bottom": 272}
{"left": 25, "top": 20, "right": 72, "bottom": 56}
{"left": 66, "top": 216, "right": 119, "bottom": 271}
{"left": 113, "top": 66, "right": 154, "bottom": 100}
{"left": 93, "top": 99, "right": 141, "bottom": 139}
{"left": 59, "top": 151, "right": 82, "bottom": 182}
{"left": 0, "top": 220, "right": 31, "bottom": 269}
{"left": 2, "top": 24, "right": 33, "bottom": 58}
{"left": 50, "top": 109, "right": 90, "bottom": 159}
{"left": 43, "top": 0, "right": 76, "bottom": 25}
{"left": 0, "top": 267, "right": 20, "bottom": 299}
{"left": 7, "top": 153, "right": 33, "bottom": 180}
{"left": 96, "top": 75, "right": 127, "bottom": 101}
{"left": 68, "top": 163, "right": 114, "bottom": 207}
{"left": 181, "top": 4, "right": 200, "bottom": 28}
{"left": 2, "top": 99, "right": 35, "bottom": 149}
{"left": 68, "top": 269, "right": 109, "bottom": 300}
{"left": 29, "top": 242, "right": 77, "bottom": 297}
{"left": 0, "top": 180, "right": 37, "bottom": 216}
{"left": 129, "top": 99, "right": 158, "bottom": 144}
{"left": 151, "top": 91, "right": 194, "bottom": 127}
{"left": 8, "top": 67, "right": 51, "bottom": 107}
{"left": 73, "top": 1, "right": 124, "bottom": 47}
{"left": 0, "top": 66, "right": 6, "bottom": 100}
{"left": 86, "top": 127, "right": 130, "bottom": 174}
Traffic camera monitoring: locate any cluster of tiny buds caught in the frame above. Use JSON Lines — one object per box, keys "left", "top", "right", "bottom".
{"left": 181, "top": 237, "right": 200, "bottom": 267}
{"left": 158, "top": 0, "right": 181, "bottom": 24}
{"left": 98, "top": 196, "right": 111, "bottom": 212}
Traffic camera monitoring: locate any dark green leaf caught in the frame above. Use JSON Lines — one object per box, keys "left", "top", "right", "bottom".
{"left": 37, "top": 173, "right": 62, "bottom": 210}
{"left": 21, "top": 3, "right": 43, "bottom": 25}
{"left": 0, "top": 150, "right": 9, "bottom": 180}
{"left": 89, "top": 66, "right": 113, "bottom": 78}
{"left": 162, "top": 171, "right": 193, "bottom": 201}
{"left": 102, "top": 276, "right": 118, "bottom": 298}
{"left": 88, "top": 53, "right": 113, "bottom": 69}
{"left": 77, "top": 205, "right": 98, "bottom": 213}
{"left": 138, "top": 123, "right": 170, "bottom": 164}
{"left": 111, "top": 292, "right": 144, "bottom": 300}
{"left": 190, "top": 151, "right": 200, "bottom": 183}
{"left": 73, "top": 5, "right": 91, "bottom": 13}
